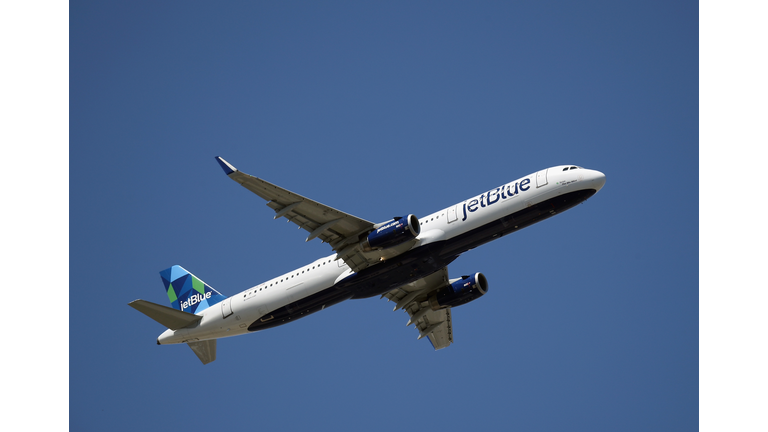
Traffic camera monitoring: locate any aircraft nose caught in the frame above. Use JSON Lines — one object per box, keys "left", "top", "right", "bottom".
{"left": 591, "top": 170, "right": 606, "bottom": 192}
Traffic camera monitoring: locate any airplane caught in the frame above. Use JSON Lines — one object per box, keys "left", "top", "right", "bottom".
{"left": 129, "top": 157, "right": 606, "bottom": 364}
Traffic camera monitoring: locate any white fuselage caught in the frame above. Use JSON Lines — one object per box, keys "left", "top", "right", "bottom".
{"left": 158, "top": 166, "right": 605, "bottom": 345}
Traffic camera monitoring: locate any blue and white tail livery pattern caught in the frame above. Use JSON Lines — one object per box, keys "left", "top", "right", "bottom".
{"left": 159, "top": 265, "right": 226, "bottom": 314}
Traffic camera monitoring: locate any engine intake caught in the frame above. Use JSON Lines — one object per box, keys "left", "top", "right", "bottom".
{"left": 430, "top": 272, "right": 489, "bottom": 310}
{"left": 361, "top": 215, "right": 420, "bottom": 251}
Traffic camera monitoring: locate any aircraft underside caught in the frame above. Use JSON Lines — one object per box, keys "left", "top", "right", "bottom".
{"left": 247, "top": 188, "right": 597, "bottom": 332}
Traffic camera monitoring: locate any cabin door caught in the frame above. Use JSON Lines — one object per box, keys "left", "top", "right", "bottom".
{"left": 536, "top": 169, "right": 548, "bottom": 188}
{"left": 221, "top": 298, "right": 233, "bottom": 318}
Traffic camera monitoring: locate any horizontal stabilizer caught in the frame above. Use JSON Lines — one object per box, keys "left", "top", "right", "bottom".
{"left": 188, "top": 340, "right": 216, "bottom": 365}
{"left": 128, "top": 299, "right": 202, "bottom": 330}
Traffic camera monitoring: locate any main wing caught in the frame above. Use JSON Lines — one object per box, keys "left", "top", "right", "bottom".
{"left": 383, "top": 268, "right": 454, "bottom": 350}
{"left": 215, "top": 157, "right": 378, "bottom": 272}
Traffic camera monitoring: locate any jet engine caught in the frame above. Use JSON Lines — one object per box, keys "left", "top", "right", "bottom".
{"left": 360, "top": 215, "right": 420, "bottom": 251}
{"left": 429, "top": 272, "right": 489, "bottom": 310}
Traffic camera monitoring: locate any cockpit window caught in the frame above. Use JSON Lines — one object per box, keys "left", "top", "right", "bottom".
{"left": 562, "top": 167, "right": 568, "bottom": 171}
{"left": 570, "top": 166, "right": 578, "bottom": 170}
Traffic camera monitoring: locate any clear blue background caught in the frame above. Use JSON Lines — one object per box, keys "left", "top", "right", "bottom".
{"left": 70, "top": 2, "right": 697, "bottom": 431}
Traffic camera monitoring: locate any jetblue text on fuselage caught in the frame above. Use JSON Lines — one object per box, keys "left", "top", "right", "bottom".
{"left": 461, "top": 178, "right": 531, "bottom": 221}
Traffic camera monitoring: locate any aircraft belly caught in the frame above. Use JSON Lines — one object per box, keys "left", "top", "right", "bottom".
{"left": 247, "top": 188, "right": 597, "bottom": 332}
{"left": 247, "top": 286, "right": 352, "bottom": 331}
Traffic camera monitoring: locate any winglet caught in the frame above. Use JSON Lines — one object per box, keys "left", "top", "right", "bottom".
{"left": 215, "top": 156, "right": 237, "bottom": 175}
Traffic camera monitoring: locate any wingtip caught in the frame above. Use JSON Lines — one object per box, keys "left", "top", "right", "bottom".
{"left": 215, "top": 156, "right": 237, "bottom": 175}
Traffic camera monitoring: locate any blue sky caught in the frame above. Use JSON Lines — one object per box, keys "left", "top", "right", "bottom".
{"left": 71, "top": 2, "right": 697, "bottom": 430}
{"left": 11, "top": 1, "right": 758, "bottom": 430}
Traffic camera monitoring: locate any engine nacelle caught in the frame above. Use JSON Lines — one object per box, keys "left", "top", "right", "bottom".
{"left": 430, "top": 272, "right": 489, "bottom": 310}
{"left": 360, "top": 215, "right": 420, "bottom": 251}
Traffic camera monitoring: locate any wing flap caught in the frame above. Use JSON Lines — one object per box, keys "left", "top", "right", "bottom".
{"left": 423, "top": 308, "right": 453, "bottom": 350}
{"left": 383, "top": 268, "right": 455, "bottom": 350}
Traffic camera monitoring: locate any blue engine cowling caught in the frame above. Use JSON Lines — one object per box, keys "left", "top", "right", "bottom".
{"left": 360, "top": 215, "right": 420, "bottom": 251}
{"left": 429, "top": 272, "right": 489, "bottom": 309}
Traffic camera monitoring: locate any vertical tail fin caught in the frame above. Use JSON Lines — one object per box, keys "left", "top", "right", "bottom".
{"left": 159, "top": 265, "right": 226, "bottom": 314}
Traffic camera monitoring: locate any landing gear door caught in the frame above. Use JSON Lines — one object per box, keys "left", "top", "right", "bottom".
{"left": 221, "top": 298, "right": 233, "bottom": 319}
{"left": 536, "top": 169, "right": 548, "bottom": 188}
